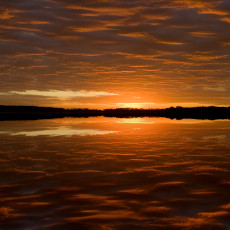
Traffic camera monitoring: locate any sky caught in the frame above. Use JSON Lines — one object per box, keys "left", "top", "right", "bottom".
{"left": 0, "top": 0, "right": 230, "bottom": 109}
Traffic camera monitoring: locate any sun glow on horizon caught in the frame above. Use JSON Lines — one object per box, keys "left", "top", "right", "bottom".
{"left": 115, "top": 102, "right": 156, "bottom": 109}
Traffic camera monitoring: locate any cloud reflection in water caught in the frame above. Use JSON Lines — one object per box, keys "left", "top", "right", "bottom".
{"left": 9, "top": 128, "right": 118, "bottom": 137}
{"left": 0, "top": 117, "right": 230, "bottom": 229}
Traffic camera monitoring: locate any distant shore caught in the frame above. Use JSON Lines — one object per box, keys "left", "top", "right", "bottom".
{"left": 1, "top": 105, "right": 230, "bottom": 120}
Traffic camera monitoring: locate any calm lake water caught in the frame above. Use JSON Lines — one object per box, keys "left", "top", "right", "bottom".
{"left": 0, "top": 117, "right": 230, "bottom": 229}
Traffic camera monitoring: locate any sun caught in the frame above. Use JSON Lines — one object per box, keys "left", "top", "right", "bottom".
{"left": 116, "top": 103, "right": 153, "bottom": 108}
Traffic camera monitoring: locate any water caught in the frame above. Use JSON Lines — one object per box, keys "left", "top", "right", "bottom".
{"left": 0, "top": 117, "right": 230, "bottom": 229}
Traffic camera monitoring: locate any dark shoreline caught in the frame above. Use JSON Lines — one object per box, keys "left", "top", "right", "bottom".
{"left": 1, "top": 105, "right": 230, "bottom": 121}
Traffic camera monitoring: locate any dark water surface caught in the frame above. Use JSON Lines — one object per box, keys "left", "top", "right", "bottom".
{"left": 0, "top": 117, "right": 230, "bottom": 229}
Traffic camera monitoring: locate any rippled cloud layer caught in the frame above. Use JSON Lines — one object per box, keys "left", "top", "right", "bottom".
{"left": 0, "top": 0, "right": 230, "bottom": 107}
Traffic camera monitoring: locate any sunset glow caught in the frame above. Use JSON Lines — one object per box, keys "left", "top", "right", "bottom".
{"left": 115, "top": 103, "right": 156, "bottom": 109}
{"left": 1, "top": 1, "right": 230, "bottom": 229}
{"left": 0, "top": 0, "right": 229, "bottom": 108}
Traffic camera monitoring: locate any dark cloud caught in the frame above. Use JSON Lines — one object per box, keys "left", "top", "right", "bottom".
{"left": 0, "top": 0, "right": 230, "bottom": 107}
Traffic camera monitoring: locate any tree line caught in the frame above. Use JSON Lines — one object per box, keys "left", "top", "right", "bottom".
{"left": 1, "top": 105, "right": 230, "bottom": 120}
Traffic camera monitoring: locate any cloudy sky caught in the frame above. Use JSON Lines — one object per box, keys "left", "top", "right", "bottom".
{"left": 0, "top": 0, "right": 230, "bottom": 108}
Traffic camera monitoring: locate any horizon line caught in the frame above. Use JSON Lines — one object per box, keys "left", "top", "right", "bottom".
{"left": 1, "top": 105, "right": 230, "bottom": 110}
